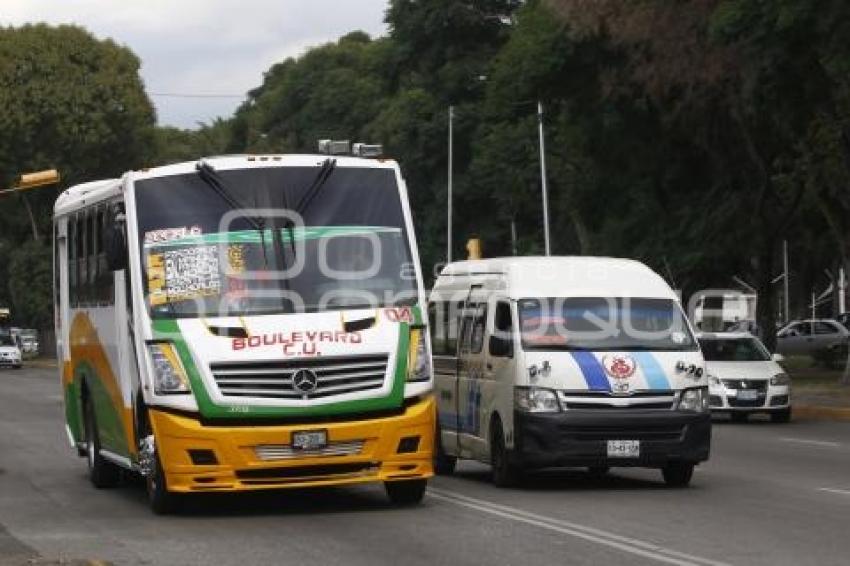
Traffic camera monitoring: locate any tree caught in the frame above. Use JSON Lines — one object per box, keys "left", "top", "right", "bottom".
{"left": 0, "top": 24, "right": 155, "bottom": 329}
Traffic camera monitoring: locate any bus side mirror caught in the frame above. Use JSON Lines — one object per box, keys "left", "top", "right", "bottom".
{"left": 104, "top": 215, "right": 128, "bottom": 271}
{"left": 489, "top": 335, "right": 513, "bottom": 358}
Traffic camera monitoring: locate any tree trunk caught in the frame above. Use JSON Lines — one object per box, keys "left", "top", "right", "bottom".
{"left": 755, "top": 244, "right": 778, "bottom": 352}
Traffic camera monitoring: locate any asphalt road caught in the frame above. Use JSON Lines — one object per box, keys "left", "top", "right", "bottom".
{"left": 1, "top": 366, "right": 849, "bottom": 566}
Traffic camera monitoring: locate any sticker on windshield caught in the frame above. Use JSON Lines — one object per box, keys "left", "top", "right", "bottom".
{"left": 144, "top": 226, "right": 202, "bottom": 246}
{"left": 147, "top": 245, "right": 221, "bottom": 306}
{"left": 671, "top": 331, "right": 687, "bottom": 345}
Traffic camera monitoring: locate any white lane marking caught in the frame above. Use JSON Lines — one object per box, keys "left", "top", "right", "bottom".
{"left": 779, "top": 437, "right": 841, "bottom": 448}
{"left": 818, "top": 488, "right": 850, "bottom": 497}
{"left": 428, "top": 487, "right": 732, "bottom": 566}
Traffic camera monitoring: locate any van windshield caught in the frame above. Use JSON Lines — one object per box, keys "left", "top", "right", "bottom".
{"left": 518, "top": 297, "right": 697, "bottom": 352}
{"left": 0, "top": 335, "right": 16, "bottom": 347}
{"left": 135, "top": 166, "right": 418, "bottom": 318}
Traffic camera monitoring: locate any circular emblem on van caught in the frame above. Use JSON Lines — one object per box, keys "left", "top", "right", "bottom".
{"left": 292, "top": 369, "right": 319, "bottom": 394}
{"left": 602, "top": 355, "right": 637, "bottom": 379}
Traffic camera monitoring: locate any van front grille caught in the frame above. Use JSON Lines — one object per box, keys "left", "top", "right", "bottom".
{"left": 211, "top": 354, "right": 388, "bottom": 400}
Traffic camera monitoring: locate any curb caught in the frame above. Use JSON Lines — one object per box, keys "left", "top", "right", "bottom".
{"left": 24, "top": 359, "right": 58, "bottom": 369}
{"left": 794, "top": 404, "right": 850, "bottom": 423}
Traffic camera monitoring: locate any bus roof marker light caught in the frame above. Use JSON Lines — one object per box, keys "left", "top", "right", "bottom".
{"left": 318, "top": 139, "right": 351, "bottom": 155}
{"left": 352, "top": 143, "right": 383, "bottom": 158}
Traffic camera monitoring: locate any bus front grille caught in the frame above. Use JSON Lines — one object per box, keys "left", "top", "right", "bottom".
{"left": 210, "top": 354, "right": 389, "bottom": 400}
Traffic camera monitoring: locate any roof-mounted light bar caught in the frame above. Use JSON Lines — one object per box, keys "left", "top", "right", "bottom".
{"left": 352, "top": 143, "right": 383, "bottom": 158}
{"left": 318, "top": 139, "right": 351, "bottom": 155}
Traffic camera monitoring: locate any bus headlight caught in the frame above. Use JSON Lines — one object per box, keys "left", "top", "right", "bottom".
{"left": 678, "top": 387, "right": 709, "bottom": 413}
{"left": 407, "top": 327, "right": 431, "bottom": 382}
{"left": 770, "top": 373, "right": 791, "bottom": 386}
{"left": 148, "top": 343, "right": 191, "bottom": 394}
{"left": 515, "top": 387, "right": 560, "bottom": 413}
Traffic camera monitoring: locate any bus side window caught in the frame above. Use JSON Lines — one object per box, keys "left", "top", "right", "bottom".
{"left": 97, "top": 207, "right": 113, "bottom": 305}
{"left": 68, "top": 217, "right": 77, "bottom": 307}
{"left": 86, "top": 211, "right": 96, "bottom": 306}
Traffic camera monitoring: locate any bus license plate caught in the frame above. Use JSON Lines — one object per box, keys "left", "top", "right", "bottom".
{"left": 738, "top": 389, "right": 758, "bottom": 401}
{"left": 292, "top": 430, "right": 327, "bottom": 450}
{"left": 607, "top": 440, "right": 640, "bottom": 458}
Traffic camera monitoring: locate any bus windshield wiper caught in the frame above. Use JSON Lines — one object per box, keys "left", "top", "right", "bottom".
{"left": 292, "top": 158, "right": 337, "bottom": 220}
{"left": 196, "top": 161, "right": 270, "bottom": 266}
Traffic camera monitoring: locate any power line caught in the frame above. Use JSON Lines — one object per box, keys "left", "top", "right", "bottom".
{"left": 149, "top": 92, "right": 246, "bottom": 99}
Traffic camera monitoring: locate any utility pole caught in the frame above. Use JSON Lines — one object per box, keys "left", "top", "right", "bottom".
{"left": 783, "top": 240, "right": 790, "bottom": 323}
{"left": 447, "top": 105, "right": 454, "bottom": 264}
{"left": 537, "top": 101, "right": 551, "bottom": 256}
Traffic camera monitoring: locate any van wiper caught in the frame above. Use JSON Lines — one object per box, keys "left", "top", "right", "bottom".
{"left": 196, "top": 161, "right": 270, "bottom": 266}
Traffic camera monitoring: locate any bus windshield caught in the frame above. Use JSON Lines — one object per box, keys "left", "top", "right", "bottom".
{"left": 135, "top": 166, "right": 418, "bottom": 318}
{"left": 518, "top": 297, "right": 697, "bottom": 352}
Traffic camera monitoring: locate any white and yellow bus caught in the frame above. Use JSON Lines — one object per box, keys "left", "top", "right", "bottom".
{"left": 53, "top": 148, "right": 435, "bottom": 513}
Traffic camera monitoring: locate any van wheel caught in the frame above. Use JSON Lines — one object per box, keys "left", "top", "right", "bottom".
{"left": 771, "top": 408, "right": 792, "bottom": 423}
{"left": 385, "top": 479, "right": 427, "bottom": 506}
{"left": 491, "top": 421, "right": 521, "bottom": 488}
{"left": 662, "top": 463, "right": 694, "bottom": 487}
{"left": 146, "top": 447, "right": 180, "bottom": 515}
{"left": 84, "top": 397, "right": 121, "bottom": 488}
{"left": 434, "top": 427, "right": 457, "bottom": 475}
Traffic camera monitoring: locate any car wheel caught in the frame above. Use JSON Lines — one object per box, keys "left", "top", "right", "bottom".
{"left": 771, "top": 407, "right": 792, "bottom": 423}
{"left": 491, "top": 420, "right": 521, "bottom": 488}
{"left": 84, "top": 397, "right": 121, "bottom": 488}
{"left": 385, "top": 479, "right": 427, "bottom": 506}
{"left": 662, "top": 462, "right": 694, "bottom": 487}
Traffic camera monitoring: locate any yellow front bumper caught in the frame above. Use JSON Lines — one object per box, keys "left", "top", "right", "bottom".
{"left": 149, "top": 396, "right": 435, "bottom": 493}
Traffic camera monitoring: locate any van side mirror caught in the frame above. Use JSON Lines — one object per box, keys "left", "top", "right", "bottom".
{"left": 489, "top": 335, "right": 513, "bottom": 358}
{"left": 104, "top": 212, "right": 128, "bottom": 271}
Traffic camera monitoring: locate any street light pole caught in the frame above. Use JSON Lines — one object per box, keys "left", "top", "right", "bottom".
{"left": 447, "top": 105, "right": 454, "bottom": 264}
{"left": 783, "top": 240, "right": 790, "bottom": 322}
{"left": 537, "top": 101, "right": 551, "bottom": 256}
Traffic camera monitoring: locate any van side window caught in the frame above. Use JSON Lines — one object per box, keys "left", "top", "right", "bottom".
{"left": 494, "top": 301, "right": 512, "bottom": 336}
{"left": 470, "top": 304, "right": 487, "bottom": 354}
{"left": 76, "top": 214, "right": 86, "bottom": 306}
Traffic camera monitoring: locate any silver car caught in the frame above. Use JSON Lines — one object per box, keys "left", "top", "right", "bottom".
{"left": 776, "top": 319, "right": 849, "bottom": 358}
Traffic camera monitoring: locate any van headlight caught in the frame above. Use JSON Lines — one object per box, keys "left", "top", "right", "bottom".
{"left": 515, "top": 387, "right": 560, "bottom": 413}
{"left": 770, "top": 373, "right": 791, "bottom": 386}
{"left": 678, "top": 387, "right": 709, "bottom": 413}
{"left": 148, "top": 342, "right": 191, "bottom": 394}
{"left": 407, "top": 327, "right": 431, "bottom": 382}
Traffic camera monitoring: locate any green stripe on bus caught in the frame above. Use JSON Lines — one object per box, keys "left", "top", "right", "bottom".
{"left": 152, "top": 319, "right": 409, "bottom": 419}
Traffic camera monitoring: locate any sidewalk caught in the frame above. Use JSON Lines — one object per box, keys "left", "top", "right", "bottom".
{"left": 787, "top": 364, "right": 850, "bottom": 422}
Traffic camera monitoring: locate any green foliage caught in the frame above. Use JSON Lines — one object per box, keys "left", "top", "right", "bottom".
{"left": 0, "top": 24, "right": 155, "bottom": 328}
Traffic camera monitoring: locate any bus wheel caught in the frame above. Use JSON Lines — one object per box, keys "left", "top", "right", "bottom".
{"left": 84, "top": 397, "right": 121, "bottom": 488}
{"left": 662, "top": 462, "right": 694, "bottom": 487}
{"left": 490, "top": 420, "right": 521, "bottom": 488}
{"left": 434, "top": 427, "right": 457, "bottom": 475}
{"left": 146, "top": 448, "right": 180, "bottom": 515}
{"left": 385, "top": 479, "right": 427, "bottom": 506}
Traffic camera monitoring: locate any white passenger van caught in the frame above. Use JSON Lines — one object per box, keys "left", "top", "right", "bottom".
{"left": 429, "top": 257, "right": 711, "bottom": 487}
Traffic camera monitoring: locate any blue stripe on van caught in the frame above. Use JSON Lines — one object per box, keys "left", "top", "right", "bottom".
{"left": 570, "top": 352, "right": 611, "bottom": 392}
{"left": 633, "top": 352, "right": 671, "bottom": 390}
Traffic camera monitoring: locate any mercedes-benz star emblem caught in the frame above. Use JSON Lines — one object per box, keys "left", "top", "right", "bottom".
{"left": 292, "top": 369, "right": 319, "bottom": 394}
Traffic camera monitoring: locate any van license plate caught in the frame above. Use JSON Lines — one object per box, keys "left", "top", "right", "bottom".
{"left": 607, "top": 440, "right": 640, "bottom": 458}
{"left": 292, "top": 430, "right": 327, "bottom": 450}
{"left": 738, "top": 390, "right": 758, "bottom": 401}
